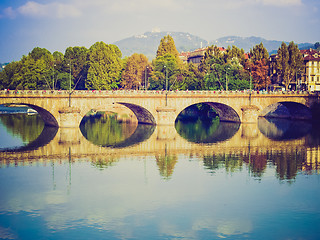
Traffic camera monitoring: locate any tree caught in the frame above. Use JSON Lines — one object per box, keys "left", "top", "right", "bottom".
{"left": 288, "top": 41, "right": 304, "bottom": 89}
{"left": 199, "top": 46, "right": 214, "bottom": 74}
{"left": 156, "top": 35, "right": 180, "bottom": 61}
{"left": 0, "top": 61, "right": 21, "bottom": 89}
{"left": 63, "top": 46, "right": 89, "bottom": 90}
{"left": 86, "top": 42, "right": 122, "bottom": 90}
{"left": 121, "top": 53, "right": 150, "bottom": 90}
{"left": 250, "top": 42, "right": 269, "bottom": 63}
{"left": 276, "top": 42, "right": 304, "bottom": 90}
{"left": 224, "top": 45, "right": 246, "bottom": 66}
{"left": 149, "top": 54, "right": 179, "bottom": 90}
{"left": 276, "top": 42, "right": 290, "bottom": 90}
{"left": 251, "top": 60, "right": 270, "bottom": 90}
{"left": 151, "top": 35, "right": 182, "bottom": 90}
{"left": 13, "top": 55, "right": 50, "bottom": 90}
{"left": 171, "top": 63, "right": 203, "bottom": 90}
{"left": 8, "top": 47, "right": 55, "bottom": 90}
{"left": 248, "top": 43, "right": 270, "bottom": 90}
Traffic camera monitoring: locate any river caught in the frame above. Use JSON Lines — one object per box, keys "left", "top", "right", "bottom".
{"left": 0, "top": 112, "right": 319, "bottom": 240}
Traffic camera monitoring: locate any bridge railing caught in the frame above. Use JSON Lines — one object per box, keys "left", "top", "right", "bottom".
{"left": 0, "top": 89, "right": 311, "bottom": 96}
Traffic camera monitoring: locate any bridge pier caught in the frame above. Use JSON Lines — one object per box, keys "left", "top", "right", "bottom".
{"left": 241, "top": 105, "right": 260, "bottom": 123}
{"left": 58, "top": 107, "right": 82, "bottom": 128}
{"left": 156, "top": 107, "right": 177, "bottom": 125}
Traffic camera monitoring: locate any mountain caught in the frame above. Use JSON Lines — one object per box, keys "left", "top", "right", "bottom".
{"left": 114, "top": 31, "right": 208, "bottom": 59}
{"left": 211, "top": 36, "right": 283, "bottom": 53}
{"left": 114, "top": 32, "right": 314, "bottom": 59}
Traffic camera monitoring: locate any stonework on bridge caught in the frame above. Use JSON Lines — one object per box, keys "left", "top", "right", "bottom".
{"left": 0, "top": 90, "right": 319, "bottom": 128}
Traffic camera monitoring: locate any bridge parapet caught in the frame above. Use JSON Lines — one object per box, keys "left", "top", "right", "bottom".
{"left": 0, "top": 89, "right": 311, "bottom": 97}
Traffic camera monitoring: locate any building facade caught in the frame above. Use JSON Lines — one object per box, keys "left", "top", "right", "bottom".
{"left": 179, "top": 47, "right": 225, "bottom": 65}
{"left": 300, "top": 49, "right": 320, "bottom": 92}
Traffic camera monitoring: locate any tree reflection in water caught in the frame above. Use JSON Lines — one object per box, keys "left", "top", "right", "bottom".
{"left": 175, "top": 118, "right": 240, "bottom": 144}
{"left": 80, "top": 113, "right": 155, "bottom": 148}
{"left": 0, "top": 113, "right": 44, "bottom": 145}
{"left": 0, "top": 111, "right": 319, "bottom": 181}
{"left": 80, "top": 113, "right": 135, "bottom": 147}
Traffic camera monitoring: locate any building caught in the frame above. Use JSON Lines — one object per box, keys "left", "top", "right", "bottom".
{"left": 300, "top": 49, "right": 320, "bottom": 92}
{"left": 179, "top": 47, "right": 225, "bottom": 65}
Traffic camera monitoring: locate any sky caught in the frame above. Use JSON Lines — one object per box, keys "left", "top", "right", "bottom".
{"left": 0, "top": 0, "right": 319, "bottom": 63}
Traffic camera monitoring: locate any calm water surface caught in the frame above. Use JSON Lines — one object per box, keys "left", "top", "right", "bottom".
{"left": 0, "top": 112, "right": 320, "bottom": 240}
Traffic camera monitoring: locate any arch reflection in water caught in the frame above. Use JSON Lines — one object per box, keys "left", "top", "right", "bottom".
{"left": 80, "top": 114, "right": 155, "bottom": 148}
{"left": 175, "top": 118, "right": 240, "bottom": 144}
{"left": 258, "top": 117, "right": 312, "bottom": 140}
{"left": 0, "top": 112, "right": 58, "bottom": 152}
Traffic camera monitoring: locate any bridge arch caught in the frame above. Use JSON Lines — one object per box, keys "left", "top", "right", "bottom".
{"left": 176, "top": 102, "right": 241, "bottom": 123}
{"left": 117, "top": 102, "right": 156, "bottom": 125}
{"left": 260, "top": 101, "right": 312, "bottom": 120}
{"left": 2, "top": 103, "right": 59, "bottom": 127}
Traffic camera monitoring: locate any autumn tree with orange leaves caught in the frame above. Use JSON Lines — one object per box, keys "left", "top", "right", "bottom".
{"left": 248, "top": 43, "right": 270, "bottom": 90}
{"left": 121, "top": 53, "right": 150, "bottom": 90}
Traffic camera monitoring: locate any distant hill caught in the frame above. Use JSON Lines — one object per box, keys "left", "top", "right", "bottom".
{"left": 211, "top": 36, "right": 315, "bottom": 55}
{"left": 114, "top": 32, "right": 315, "bottom": 59}
{"left": 114, "top": 31, "right": 208, "bottom": 60}
{"left": 211, "top": 36, "right": 284, "bottom": 53}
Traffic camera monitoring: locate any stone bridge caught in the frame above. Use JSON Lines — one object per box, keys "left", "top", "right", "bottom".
{"left": 0, "top": 90, "right": 319, "bottom": 127}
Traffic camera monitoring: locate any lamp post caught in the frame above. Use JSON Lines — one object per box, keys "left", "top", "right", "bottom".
{"left": 225, "top": 67, "right": 229, "bottom": 92}
{"left": 164, "top": 65, "right": 168, "bottom": 106}
{"left": 52, "top": 64, "right": 56, "bottom": 90}
{"left": 68, "top": 62, "right": 71, "bottom": 91}
{"left": 145, "top": 66, "right": 148, "bottom": 91}
{"left": 67, "top": 62, "right": 72, "bottom": 107}
{"left": 250, "top": 69, "right": 252, "bottom": 92}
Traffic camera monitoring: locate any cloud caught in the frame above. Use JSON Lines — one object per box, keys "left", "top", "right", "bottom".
{"left": 262, "top": 0, "right": 302, "bottom": 6}
{"left": 108, "top": 0, "right": 180, "bottom": 13}
{"left": 15, "top": 1, "right": 82, "bottom": 19}
{"left": 2, "top": 7, "right": 17, "bottom": 19}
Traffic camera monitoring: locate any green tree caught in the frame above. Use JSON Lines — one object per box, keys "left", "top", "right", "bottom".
{"left": 149, "top": 54, "right": 179, "bottom": 90}
{"left": 167, "top": 62, "right": 202, "bottom": 91}
{"left": 0, "top": 61, "right": 21, "bottom": 89}
{"left": 199, "top": 45, "right": 224, "bottom": 74}
{"left": 156, "top": 35, "right": 180, "bottom": 60}
{"left": 288, "top": 41, "right": 304, "bottom": 89}
{"left": 276, "top": 42, "right": 304, "bottom": 90}
{"left": 9, "top": 48, "right": 54, "bottom": 90}
{"left": 63, "top": 46, "right": 89, "bottom": 90}
{"left": 151, "top": 35, "right": 182, "bottom": 90}
{"left": 224, "top": 45, "right": 246, "bottom": 66}
{"left": 276, "top": 42, "right": 290, "bottom": 90}
{"left": 250, "top": 42, "right": 269, "bottom": 63}
{"left": 14, "top": 55, "right": 50, "bottom": 89}
{"left": 86, "top": 42, "right": 122, "bottom": 90}
{"left": 121, "top": 53, "right": 150, "bottom": 90}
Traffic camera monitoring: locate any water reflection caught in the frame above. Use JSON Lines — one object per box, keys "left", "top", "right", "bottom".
{"left": 258, "top": 117, "right": 312, "bottom": 140}
{"left": 0, "top": 113, "right": 59, "bottom": 151}
{"left": 0, "top": 113, "right": 320, "bottom": 239}
{"left": 80, "top": 114, "right": 155, "bottom": 148}
{"left": 0, "top": 113, "right": 320, "bottom": 181}
{"left": 175, "top": 118, "right": 240, "bottom": 143}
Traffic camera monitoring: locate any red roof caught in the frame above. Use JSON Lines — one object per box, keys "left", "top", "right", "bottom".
{"left": 301, "top": 49, "right": 320, "bottom": 61}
